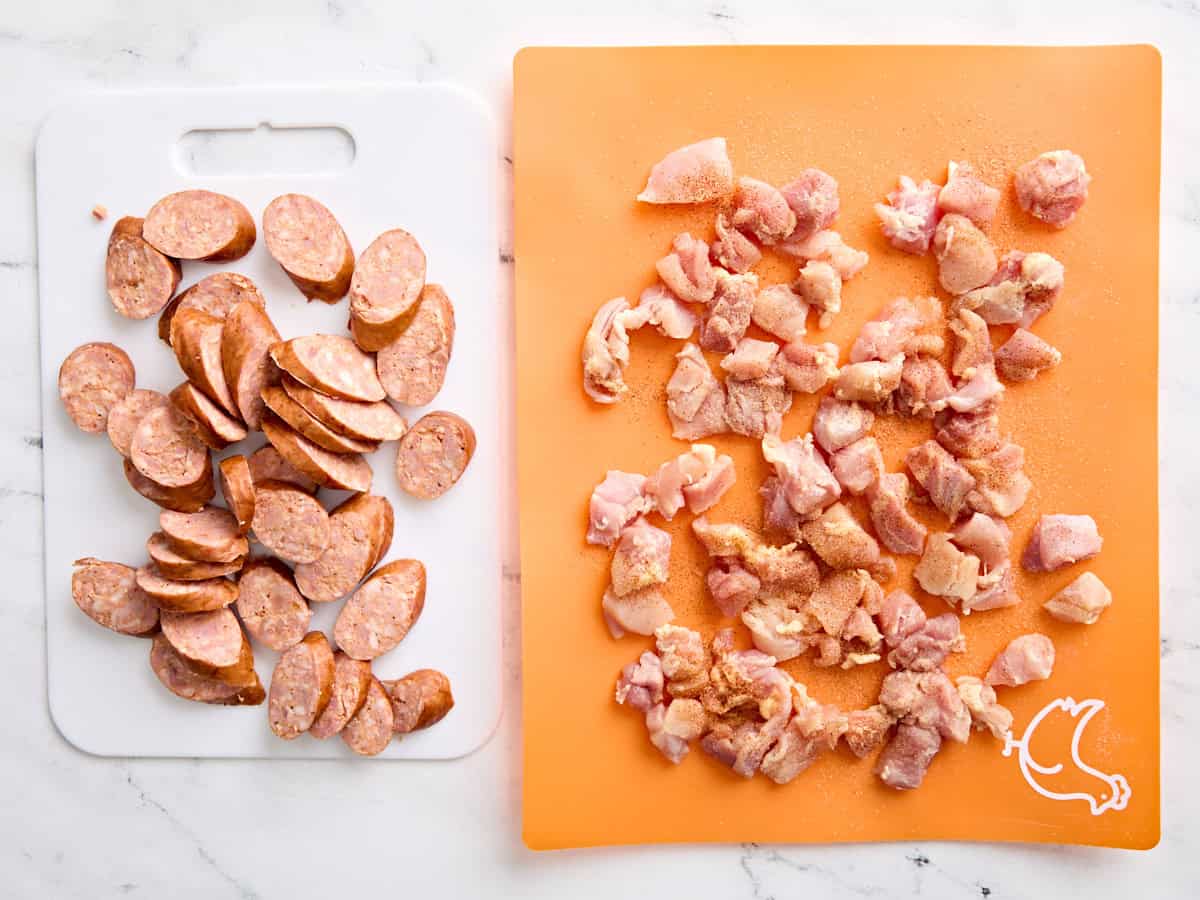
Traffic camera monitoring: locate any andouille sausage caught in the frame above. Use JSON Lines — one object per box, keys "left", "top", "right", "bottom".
{"left": 268, "top": 631, "right": 335, "bottom": 739}
{"left": 261, "top": 415, "right": 373, "bottom": 493}
{"left": 341, "top": 676, "right": 394, "bottom": 756}
{"left": 130, "top": 405, "right": 210, "bottom": 488}
{"left": 383, "top": 669, "right": 454, "bottom": 734}
{"left": 375, "top": 283, "right": 456, "bottom": 407}
{"left": 262, "top": 194, "right": 354, "bottom": 303}
{"left": 107, "top": 389, "right": 169, "bottom": 457}
{"left": 142, "top": 190, "right": 256, "bottom": 262}
{"left": 146, "top": 532, "right": 244, "bottom": 581}
{"left": 250, "top": 480, "right": 332, "bottom": 565}
{"left": 246, "top": 445, "right": 318, "bottom": 495}
{"left": 135, "top": 564, "right": 238, "bottom": 613}
{"left": 105, "top": 216, "right": 181, "bottom": 319}
{"left": 123, "top": 456, "right": 214, "bottom": 513}
{"left": 259, "top": 385, "right": 380, "bottom": 455}
{"left": 395, "top": 411, "right": 476, "bottom": 500}
{"left": 219, "top": 300, "right": 281, "bottom": 430}
{"left": 235, "top": 558, "right": 311, "bottom": 652}
{"left": 170, "top": 307, "right": 239, "bottom": 416}
{"left": 159, "top": 607, "right": 246, "bottom": 670}
{"left": 293, "top": 494, "right": 394, "bottom": 604}
{"left": 348, "top": 229, "right": 427, "bottom": 352}
{"left": 217, "top": 455, "right": 255, "bottom": 535}
{"left": 158, "top": 272, "right": 265, "bottom": 345}
{"left": 333, "top": 559, "right": 426, "bottom": 661}
{"left": 150, "top": 633, "right": 263, "bottom": 706}
{"left": 269, "top": 335, "right": 386, "bottom": 403}
{"left": 169, "top": 382, "right": 248, "bottom": 450}
{"left": 159, "top": 506, "right": 248, "bottom": 563}
{"left": 71, "top": 558, "right": 159, "bottom": 636}
{"left": 280, "top": 375, "right": 407, "bottom": 443}
{"left": 58, "top": 342, "right": 136, "bottom": 433}
{"left": 309, "top": 651, "right": 373, "bottom": 739}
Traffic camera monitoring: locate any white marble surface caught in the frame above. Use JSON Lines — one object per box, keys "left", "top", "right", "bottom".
{"left": 2, "top": 0, "right": 1196, "bottom": 896}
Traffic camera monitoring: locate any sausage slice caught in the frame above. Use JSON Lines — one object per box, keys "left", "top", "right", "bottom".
{"left": 269, "top": 335, "right": 385, "bottom": 402}
{"left": 123, "top": 456, "right": 214, "bottom": 513}
{"left": 159, "top": 506, "right": 248, "bottom": 563}
{"left": 268, "top": 631, "right": 335, "bottom": 739}
{"left": 58, "top": 342, "right": 136, "bottom": 433}
{"left": 169, "top": 382, "right": 248, "bottom": 450}
{"left": 250, "top": 480, "right": 332, "bottom": 564}
{"left": 395, "top": 411, "right": 476, "bottom": 500}
{"left": 261, "top": 415, "right": 373, "bottom": 493}
{"left": 376, "top": 283, "right": 456, "bottom": 407}
{"left": 348, "top": 229, "right": 427, "bottom": 352}
{"left": 159, "top": 607, "right": 246, "bottom": 671}
{"left": 246, "top": 445, "right": 318, "bottom": 495}
{"left": 130, "top": 404, "right": 209, "bottom": 488}
{"left": 219, "top": 300, "right": 281, "bottom": 430}
{"left": 382, "top": 669, "right": 454, "bottom": 734}
{"left": 309, "top": 652, "right": 373, "bottom": 739}
{"left": 280, "top": 375, "right": 407, "bottom": 443}
{"left": 150, "top": 633, "right": 264, "bottom": 706}
{"left": 135, "top": 565, "right": 238, "bottom": 613}
{"left": 146, "top": 532, "right": 244, "bottom": 580}
{"left": 171, "top": 307, "right": 239, "bottom": 416}
{"left": 105, "top": 216, "right": 181, "bottom": 319}
{"left": 107, "top": 388, "right": 170, "bottom": 457}
{"left": 341, "top": 676, "right": 394, "bottom": 756}
{"left": 333, "top": 559, "right": 426, "bottom": 661}
{"left": 71, "top": 558, "right": 159, "bottom": 636}
{"left": 260, "top": 385, "right": 380, "bottom": 455}
{"left": 235, "top": 558, "right": 312, "bottom": 652}
{"left": 217, "top": 455, "right": 255, "bottom": 534}
{"left": 262, "top": 194, "right": 354, "bottom": 303}
{"left": 158, "top": 272, "right": 265, "bottom": 345}
{"left": 293, "top": 494, "right": 394, "bottom": 604}
{"left": 142, "top": 190, "right": 256, "bottom": 262}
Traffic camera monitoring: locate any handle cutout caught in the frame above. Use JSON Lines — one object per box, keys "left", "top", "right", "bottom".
{"left": 176, "top": 123, "right": 356, "bottom": 176}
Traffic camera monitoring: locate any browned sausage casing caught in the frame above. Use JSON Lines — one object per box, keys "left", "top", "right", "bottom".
{"left": 395, "top": 411, "right": 476, "bottom": 500}
{"left": 146, "top": 532, "right": 244, "bottom": 581}
{"left": 383, "top": 668, "right": 454, "bottom": 734}
{"left": 262, "top": 194, "right": 354, "bottom": 303}
{"left": 217, "top": 455, "right": 255, "bottom": 535}
{"left": 106, "top": 216, "right": 181, "bottom": 320}
{"left": 261, "top": 415, "right": 373, "bottom": 493}
{"left": 333, "top": 559, "right": 426, "bottom": 661}
{"left": 171, "top": 307, "right": 240, "bottom": 417}
{"left": 169, "top": 382, "right": 247, "bottom": 450}
{"left": 260, "top": 384, "right": 380, "bottom": 455}
{"left": 269, "top": 335, "right": 385, "bottom": 403}
{"left": 250, "top": 479, "right": 332, "bottom": 565}
{"left": 280, "top": 375, "right": 407, "bottom": 443}
{"left": 268, "top": 631, "right": 335, "bottom": 739}
{"left": 235, "top": 558, "right": 311, "bottom": 652}
{"left": 219, "top": 299, "right": 281, "bottom": 431}
{"left": 293, "top": 494, "right": 394, "bottom": 604}
{"left": 309, "top": 651, "right": 373, "bottom": 739}
{"left": 142, "top": 190, "right": 256, "bottom": 262}
{"left": 123, "top": 456, "right": 214, "bottom": 513}
{"left": 246, "top": 445, "right": 318, "bottom": 495}
{"left": 150, "top": 633, "right": 263, "bottom": 706}
{"left": 159, "top": 506, "right": 248, "bottom": 563}
{"left": 158, "top": 272, "right": 265, "bottom": 345}
{"left": 341, "top": 676, "right": 394, "bottom": 756}
{"left": 71, "top": 558, "right": 159, "bottom": 636}
{"left": 135, "top": 565, "right": 238, "bottom": 613}
{"left": 107, "top": 389, "right": 170, "bottom": 458}
{"left": 348, "top": 229, "right": 427, "bottom": 351}
{"left": 59, "top": 342, "right": 136, "bottom": 434}
{"left": 130, "top": 405, "right": 210, "bottom": 489}
{"left": 376, "top": 283, "right": 456, "bottom": 407}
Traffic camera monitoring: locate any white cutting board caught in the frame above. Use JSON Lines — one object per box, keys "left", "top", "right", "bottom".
{"left": 35, "top": 85, "right": 504, "bottom": 759}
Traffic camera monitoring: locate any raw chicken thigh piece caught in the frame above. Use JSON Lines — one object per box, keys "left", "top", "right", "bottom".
{"left": 666, "top": 343, "right": 728, "bottom": 440}
{"left": 866, "top": 473, "right": 927, "bottom": 556}
{"left": 707, "top": 559, "right": 761, "bottom": 617}
{"left": 610, "top": 518, "right": 672, "bottom": 597}
{"left": 654, "top": 233, "right": 717, "bottom": 304}
{"left": 712, "top": 212, "right": 762, "bottom": 273}
{"left": 724, "top": 364, "right": 792, "bottom": 439}
{"left": 933, "top": 214, "right": 998, "bottom": 294}
{"left": 761, "top": 433, "right": 841, "bottom": 518}
{"left": 812, "top": 396, "right": 875, "bottom": 453}
{"left": 1014, "top": 150, "right": 1091, "bottom": 228}
{"left": 700, "top": 270, "right": 758, "bottom": 353}
{"left": 949, "top": 512, "right": 1011, "bottom": 570}
{"left": 637, "top": 137, "right": 735, "bottom": 204}
{"left": 628, "top": 284, "right": 699, "bottom": 339}
{"left": 655, "top": 625, "right": 711, "bottom": 698}
{"left": 602, "top": 585, "right": 675, "bottom": 639}
{"left": 906, "top": 440, "right": 977, "bottom": 521}
{"left": 877, "top": 724, "right": 942, "bottom": 790}
{"left": 955, "top": 676, "right": 1013, "bottom": 739}
{"left": 586, "top": 470, "right": 653, "bottom": 547}
{"left": 793, "top": 261, "right": 843, "bottom": 329}
{"left": 751, "top": 284, "right": 809, "bottom": 342}
{"left": 830, "top": 436, "right": 884, "bottom": 495}
{"left": 849, "top": 297, "right": 940, "bottom": 363}
{"left": 581, "top": 297, "right": 635, "bottom": 404}
{"left": 646, "top": 444, "right": 736, "bottom": 519}
{"left": 776, "top": 340, "right": 840, "bottom": 393}
{"left": 914, "top": 533, "right": 981, "bottom": 604}
{"left": 720, "top": 338, "right": 780, "bottom": 380}
{"left": 875, "top": 176, "right": 942, "bottom": 254}
{"left": 780, "top": 230, "right": 869, "bottom": 281}
{"left": 1043, "top": 571, "right": 1112, "bottom": 624}
{"left": 800, "top": 502, "right": 881, "bottom": 570}
{"left": 780, "top": 168, "right": 840, "bottom": 240}
{"left": 937, "top": 161, "right": 1000, "bottom": 228}
{"left": 615, "top": 651, "right": 664, "bottom": 711}
{"left": 834, "top": 355, "right": 904, "bottom": 404}
{"left": 1022, "top": 514, "right": 1103, "bottom": 572}
{"left": 995, "top": 329, "right": 1062, "bottom": 382}
{"left": 963, "top": 442, "right": 1032, "bottom": 518}
{"left": 896, "top": 356, "right": 953, "bottom": 419}
{"left": 645, "top": 699, "right": 707, "bottom": 763}
{"left": 729, "top": 176, "right": 796, "bottom": 244}
{"left": 985, "top": 633, "right": 1056, "bottom": 687}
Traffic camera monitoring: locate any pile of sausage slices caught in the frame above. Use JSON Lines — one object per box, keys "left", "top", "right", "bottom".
{"left": 61, "top": 190, "right": 472, "bottom": 755}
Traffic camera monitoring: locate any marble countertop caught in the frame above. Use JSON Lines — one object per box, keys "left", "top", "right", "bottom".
{"left": 3, "top": 1, "right": 1196, "bottom": 896}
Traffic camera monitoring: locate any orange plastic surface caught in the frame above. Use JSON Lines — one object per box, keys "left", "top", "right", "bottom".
{"left": 514, "top": 45, "right": 1160, "bottom": 850}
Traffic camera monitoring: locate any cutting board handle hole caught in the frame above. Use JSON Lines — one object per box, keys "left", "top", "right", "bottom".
{"left": 175, "top": 123, "right": 356, "bottom": 176}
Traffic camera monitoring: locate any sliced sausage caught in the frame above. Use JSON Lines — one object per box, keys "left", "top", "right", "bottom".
{"left": 261, "top": 415, "right": 373, "bottom": 493}
{"left": 246, "top": 445, "right": 318, "bottom": 494}
{"left": 268, "top": 631, "right": 335, "bottom": 739}
{"left": 58, "top": 342, "right": 135, "bottom": 433}
{"left": 220, "top": 299, "right": 281, "bottom": 430}
{"left": 146, "top": 532, "right": 244, "bottom": 580}
{"left": 71, "top": 557, "right": 159, "bottom": 636}
{"left": 235, "top": 558, "right": 311, "bottom": 651}
{"left": 269, "top": 335, "right": 385, "bottom": 402}
{"left": 250, "top": 480, "right": 332, "bottom": 564}
{"left": 280, "top": 374, "right": 407, "bottom": 443}
{"left": 170, "top": 307, "right": 239, "bottom": 416}
{"left": 383, "top": 669, "right": 454, "bottom": 734}
{"left": 333, "top": 559, "right": 426, "bottom": 661}
{"left": 105, "top": 216, "right": 181, "bottom": 319}
{"left": 130, "top": 404, "right": 209, "bottom": 488}
{"left": 169, "top": 382, "right": 248, "bottom": 450}
{"left": 217, "top": 455, "right": 255, "bottom": 534}
{"left": 159, "top": 506, "right": 248, "bottom": 563}
{"left": 123, "top": 456, "right": 214, "bottom": 513}
{"left": 348, "top": 229, "right": 427, "bottom": 352}
{"left": 293, "top": 494, "right": 394, "bottom": 604}
{"left": 160, "top": 607, "right": 246, "bottom": 670}
{"left": 158, "top": 272, "right": 265, "bottom": 345}
{"left": 142, "top": 190, "right": 256, "bottom": 262}
{"left": 341, "top": 676, "right": 394, "bottom": 756}
{"left": 395, "top": 411, "right": 476, "bottom": 500}
{"left": 150, "top": 633, "right": 264, "bottom": 706}
{"left": 260, "top": 384, "right": 380, "bottom": 455}
{"left": 309, "top": 652, "right": 373, "bottom": 739}
{"left": 376, "top": 283, "right": 456, "bottom": 406}
{"left": 135, "top": 564, "right": 238, "bottom": 613}
{"left": 262, "top": 194, "right": 354, "bottom": 303}
{"left": 107, "top": 388, "right": 170, "bottom": 457}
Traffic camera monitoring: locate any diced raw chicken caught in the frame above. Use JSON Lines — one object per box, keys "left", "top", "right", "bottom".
{"left": 627, "top": 284, "right": 699, "bottom": 339}
{"left": 781, "top": 230, "right": 869, "bottom": 282}
{"left": 744, "top": 543, "right": 821, "bottom": 594}
{"left": 587, "top": 470, "right": 653, "bottom": 547}
{"left": 958, "top": 250, "right": 1065, "bottom": 328}
{"left": 933, "top": 214, "right": 998, "bottom": 295}
{"left": 683, "top": 456, "right": 736, "bottom": 515}
{"left": 963, "top": 561, "right": 1021, "bottom": 613}
{"left": 645, "top": 699, "right": 707, "bottom": 764}
{"left": 801, "top": 502, "right": 881, "bottom": 570}
{"left": 759, "top": 475, "right": 805, "bottom": 542}
{"left": 781, "top": 168, "right": 840, "bottom": 240}
{"left": 720, "top": 338, "right": 780, "bottom": 380}
{"left": 875, "top": 176, "right": 942, "bottom": 254}
{"left": 691, "top": 517, "right": 758, "bottom": 558}
{"left": 835, "top": 355, "right": 904, "bottom": 404}
{"left": 955, "top": 676, "right": 1013, "bottom": 739}
{"left": 793, "top": 260, "right": 843, "bottom": 329}
{"left": 1014, "top": 150, "right": 1091, "bottom": 228}
{"left": 934, "top": 401, "right": 1003, "bottom": 459}
{"left": 996, "top": 328, "right": 1062, "bottom": 382}
{"left": 905, "top": 333, "right": 946, "bottom": 357}
{"left": 666, "top": 343, "right": 728, "bottom": 440}
{"left": 945, "top": 362, "right": 1005, "bottom": 413}
{"left": 850, "top": 297, "right": 940, "bottom": 364}
{"left": 602, "top": 585, "right": 675, "bottom": 638}
{"left": 963, "top": 442, "right": 1032, "bottom": 518}
{"left": 760, "top": 689, "right": 848, "bottom": 784}
{"left": 887, "top": 612, "right": 965, "bottom": 672}
{"left": 1022, "top": 514, "right": 1103, "bottom": 572}
{"left": 712, "top": 212, "right": 762, "bottom": 274}
{"left": 906, "top": 439, "right": 977, "bottom": 521}
{"left": 844, "top": 705, "right": 895, "bottom": 757}
{"left": 700, "top": 270, "right": 758, "bottom": 353}
{"left": 702, "top": 636, "right": 794, "bottom": 776}
{"left": 741, "top": 593, "right": 814, "bottom": 661}
{"left": 707, "top": 559, "right": 761, "bottom": 617}
{"left": 615, "top": 651, "right": 664, "bottom": 711}
{"left": 730, "top": 177, "right": 797, "bottom": 244}
{"left": 914, "top": 533, "right": 981, "bottom": 604}
{"left": 950, "top": 512, "right": 1011, "bottom": 569}
{"left": 646, "top": 444, "right": 735, "bottom": 519}
{"left": 725, "top": 364, "right": 792, "bottom": 439}
{"left": 654, "top": 233, "right": 717, "bottom": 305}
{"left": 807, "top": 569, "right": 874, "bottom": 636}
{"left": 637, "top": 137, "right": 734, "bottom": 204}
{"left": 867, "top": 473, "right": 928, "bottom": 556}
{"left": 896, "top": 356, "right": 953, "bottom": 419}
{"left": 937, "top": 161, "right": 1000, "bottom": 228}
{"left": 751, "top": 284, "right": 809, "bottom": 342}
{"left": 830, "top": 436, "right": 884, "bottom": 495}
{"left": 761, "top": 433, "right": 841, "bottom": 518}
{"left": 879, "top": 590, "right": 927, "bottom": 645}
{"left": 1043, "top": 571, "right": 1113, "bottom": 624}
{"left": 877, "top": 724, "right": 942, "bottom": 790}
{"left": 948, "top": 308, "right": 993, "bottom": 378}
{"left": 777, "top": 340, "right": 840, "bottom": 393}
{"left": 813, "top": 397, "right": 874, "bottom": 454}
{"left": 841, "top": 606, "right": 884, "bottom": 649}
{"left": 581, "top": 297, "right": 635, "bottom": 404}
{"left": 610, "top": 518, "right": 671, "bottom": 597}
{"left": 655, "top": 624, "right": 711, "bottom": 698}
{"left": 985, "top": 633, "right": 1056, "bottom": 687}
{"left": 879, "top": 669, "right": 972, "bottom": 743}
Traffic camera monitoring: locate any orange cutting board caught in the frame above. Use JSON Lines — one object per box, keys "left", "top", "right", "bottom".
{"left": 514, "top": 45, "right": 1160, "bottom": 850}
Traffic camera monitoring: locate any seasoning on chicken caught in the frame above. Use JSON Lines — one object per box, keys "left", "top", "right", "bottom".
{"left": 793, "top": 260, "right": 843, "bottom": 329}
{"left": 654, "top": 624, "right": 711, "bottom": 698}
{"left": 725, "top": 364, "right": 792, "bottom": 440}
{"left": 761, "top": 433, "right": 842, "bottom": 518}
{"left": 949, "top": 512, "right": 1011, "bottom": 570}
{"left": 776, "top": 340, "right": 840, "bottom": 393}
{"left": 985, "top": 633, "right": 1056, "bottom": 687}
{"left": 741, "top": 593, "right": 814, "bottom": 661}
{"left": 963, "top": 561, "right": 1021, "bottom": 613}
{"left": 807, "top": 569, "right": 874, "bottom": 637}
{"left": 995, "top": 328, "right": 1062, "bottom": 382}
{"left": 751, "top": 284, "right": 809, "bottom": 342}
{"left": 844, "top": 705, "right": 895, "bottom": 757}
{"left": 781, "top": 168, "right": 840, "bottom": 241}
{"left": 615, "top": 651, "right": 664, "bottom": 711}
{"left": 875, "top": 176, "right": 942, "bottom": 254}
{"left": 760, "top": 687, "right": 849, "bottom": 784}
{"left": 781, "top": 230, "right": 869, "bottom": 282}
{"left": 957, "top": 250, "right": 1064, "bottom": 328}
{"left": 914, "top": 533, "right": 981, "bottom": 604}
{"left": 830, "top": 436, "right": 884, "bottom": 495}
{"left": 932, "top": 213, "right": 998, "bottom": 295}
{"left": 690, "top": 517, "right": 758, "bottom": 558}
{"left": 934, "top": 400, "right": 1003, "bottom": 459}
{"left": 729, "top": 176, "right": 797, "bottom": 244}
{"left": 948, "top": 308, "right": 993, "bottom": 378}
{"left": 581, "top": 297, "right": 635, "bottom": 404}
{"left": 945, "top": 361, "right": 1005, "bottom": 414}
{"left": 879, "top": 669, "right": 972, "bottom": 744}
{"left": 627, "top": 284, "right": 699, "bottom": 339}
{"left": 878, "top": 590, "right": 928, "bottom": 646}
{"left": 720, "top": 338, "right": 779, "bottom": 380}
{"left": 1014, "top": 150, "right": 1091, "bottom": 228}
{"left": 850, "top": 297, "right": 941, "bottom": 363}
{"left": 759, "top": 476, "right": 806, "bottom": 542}
{"left": 877, "top": 724, "right": 942, "bottom": 790}
{"left": 879, "top": 591, "right": 966, "bottom": 672}
{"left": 712, "top": 212, "right": 763, "bottom": 273}
{"left": 637, "top": 136, "right": 735, "bottom": 204}
{"left": 1022, "top": 514, "right": 1103, "bottom": 572}
{"left": 610, "top": 517, "right": 671, "bottom": 597}
{"left": 963, "top": 442, "right": 1032, "bottom": 518}
{"left": 813, "top": 397, "right": 875, "bottom": 454}
{"left": 586, "top": 470, "right": 653, "bottom": 547}
{"left": 682, "top": 453, "right": 737, "bottom": 515}
{"left": 707, "top": 559, "right": 762, "bottom": 617}
{"left": 654, "top": 233, "right": 718, "bottom": 305}
{"left": 896, "top": 356, "right": 953, "bottom": 419}
{"left": 700, "top": 270, "right": 758, "bottom": 353}
{"left": 602, "top": 585, "right": 675, "bottom": 638}
{"left": 666, "top": 343, "right": 728, "bottom": 440}
{"left": 937, "top": 161, "right": 1001, "bottom": 228}
{"left": 801, "top": 503, "right": 881, "bottom": 570}
{"left": 906, "top": 439, "right": 977, "bottom": 521}
{"left": 955, "top": 676, "right": 1013, "bottom": 739}
{"left": 645, "top": 699, "right": 707, "bottom": 764}
{"left": 867, "top": 472, "right": 928, "bottom": 556}
{"left": 745, "top": 542, "right": 822, "bottom": 594}
{"left": 835, "top": 355, "right": 904, "bottom": 405}
{"left": 646, "top": 443, "right": 736, "bottom": 519}
{"left": 1043, "top": 571, "right": 1113, "bottom": 624}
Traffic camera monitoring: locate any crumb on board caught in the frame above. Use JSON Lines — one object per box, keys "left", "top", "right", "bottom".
{"left": 91, "top": 204, "right": 107, "bottom": 221}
